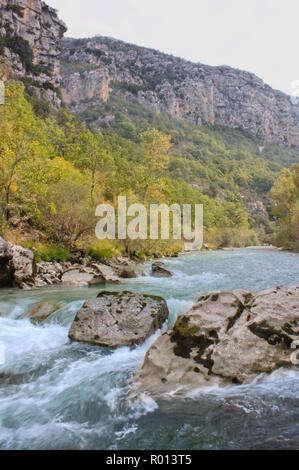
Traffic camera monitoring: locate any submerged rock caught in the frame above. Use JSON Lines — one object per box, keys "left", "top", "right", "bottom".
{"left": 20, "top": 300, "right": 61, "bottom": 324}
{"left": 151, "top": 262, "right": 173, "bottom": 278}
{"left": 132, "top": 285, "right": 299, "bottom": 397}
{"left": 69, "top": 291, "right": 169, "bottom": 348}
{"left": 0, "top": 371, "right": 29, "bottom": 386}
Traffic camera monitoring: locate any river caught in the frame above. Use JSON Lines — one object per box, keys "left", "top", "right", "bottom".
{"left": 0, "top": 248, "right": 299, "bottom": 450}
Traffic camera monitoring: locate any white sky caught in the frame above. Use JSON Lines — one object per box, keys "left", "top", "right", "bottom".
{"left": 46, "top": 0, "right": 299, "bottom": 95}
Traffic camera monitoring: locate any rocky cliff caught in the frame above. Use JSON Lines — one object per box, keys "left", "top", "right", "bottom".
{"left": 61, "top": 36, "right": 299, "bottom": 147}
{"left": 0, "top": 0, "right": 67, "bottom": 107}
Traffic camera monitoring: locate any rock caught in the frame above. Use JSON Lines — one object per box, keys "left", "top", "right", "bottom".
{"left": 69, "top": 291, "right": 169, "bottom": 348}
{"left": 9, "top": 244, "right": 37, "bottom": 287}
{"left": 19, "top": 300, "right": 61, "bottom": 324}
{"left": 61, "top": 270, "right": 105, "bottom": 287}
{"left": 0, "top": 237, "right": 36, "bottom": 288}
{"left": 0, "top": 371, "right": 29, "bottom": 385}
{"left": 91, "top": 263, "right": 120, "bottom": 283}
{"left": 251, "top": 437, "right": 299, "bottom": 450}
{"left": 132, "top": 286, "right": 299, "bottom": 397}
{"left": 0, "top": 237, "right": 13, "bottom": 287}
{"left": 0, "top": 0, "right": 67, "bottom": 107}
{"left": 119, "top": 267, "right": 137, "bottom": 279}
{"left": 151, "top": 262, "right": 173, "bottom": 278}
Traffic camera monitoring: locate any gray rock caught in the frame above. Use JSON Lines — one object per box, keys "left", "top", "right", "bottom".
{"left": 61, "top": 270, "right": 105, "bottom": 287}
{"left": 20, "top": 300, "right": 61, "bottom": 324}
{"left": 132, "top": 286, "right": 299, "bottom": 397}
{"left": 119, "top": 267, "right": 137, "bottom": 279}
{"left": 91, "top": 263, "right": 120, "bottom": 283}
{"left": 69, "top": 290, "right": 169, "bottom": 348}
{"left": 9, "top": 244, "right": 37, "bottom": 287}
{"left": 152, "top": 262, "right": 173, "bottom": 278}
{"left": 0, "top": 237, "right": 36, "bottom": 288}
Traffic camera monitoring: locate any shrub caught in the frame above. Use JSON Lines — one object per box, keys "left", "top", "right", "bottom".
{"left": 22, "top": 241, "right": 70, "bottom": 262}
{"left": 84, "top": 240, "right": 124, "bottom": 260}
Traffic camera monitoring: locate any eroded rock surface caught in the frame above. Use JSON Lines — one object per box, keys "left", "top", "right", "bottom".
{"left": 69, "top": 290, "right": 169, "bottom": 348}
{"left": 132, "top": 286, "right": 299, "bottom": 397}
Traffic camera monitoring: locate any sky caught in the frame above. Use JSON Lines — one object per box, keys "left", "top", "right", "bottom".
{"left": 46, "top": 0, "right": 299, "bottom": 95}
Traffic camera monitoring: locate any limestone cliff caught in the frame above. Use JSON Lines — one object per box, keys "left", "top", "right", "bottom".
{"left": 0, "top": 0, "right": 67, "bottom": 107}
{"left": 61, "top": 36, "right": 299, "bottom": 147}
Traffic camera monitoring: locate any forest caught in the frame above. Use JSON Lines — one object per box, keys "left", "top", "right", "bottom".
{"left": 0, "top": 79, "right": 298, "bottom": 261}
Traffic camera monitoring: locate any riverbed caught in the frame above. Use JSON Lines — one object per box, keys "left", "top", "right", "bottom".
{"left": 0, "top": 248, "right": 299, "bottom": 450}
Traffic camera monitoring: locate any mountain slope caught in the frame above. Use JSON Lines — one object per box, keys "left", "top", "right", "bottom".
{"left": 0, "top": 0, "right": 66, "bottom": 107}
{"left": 61, "top": 35, "right": 299, "bottom": 148}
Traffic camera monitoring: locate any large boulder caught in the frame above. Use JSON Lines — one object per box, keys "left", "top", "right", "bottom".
{"left": 0, "top": 237, "right": 36, "bottom": 288}
{"left": 119, "top": 266, "right": 137, "bottom": 279}
{"left": 19, "top": 300, "right": 62, "bottom": 324}
{"left": 132, "top": 285, "right": 299, "bottom": 397}
{"left": 0, "top": 237, "right": 13, "bottom": 286}
{"left": 69, "top": 291, "right": 169, "bottom": 348}
{"left": 151, "top": 261, "right": 173, "bottom": 278}
{"left": 9, "top": 244, "right": 37, "bottom": 288}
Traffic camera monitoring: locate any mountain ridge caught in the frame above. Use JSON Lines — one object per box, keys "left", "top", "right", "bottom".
{"left": 60, "top": 34, "right": 299, "bottom": 148}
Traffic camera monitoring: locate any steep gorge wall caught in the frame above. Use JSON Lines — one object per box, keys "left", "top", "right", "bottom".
{"left": 0, "top": 0, "right": 67, "bottom": 107}
{"left": 61, "top": 36, "right": 299, "bottom": 148}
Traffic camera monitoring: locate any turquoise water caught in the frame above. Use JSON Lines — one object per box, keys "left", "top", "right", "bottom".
{"left": 0, "top": 248, "right": 299, "bottom": 450}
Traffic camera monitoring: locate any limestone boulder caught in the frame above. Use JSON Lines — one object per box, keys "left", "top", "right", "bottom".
{"left": 132, "top": 286, "right": 299, "bottom": 397}
{"left": 69, "top": 290, "right": 169, "bottom": 348}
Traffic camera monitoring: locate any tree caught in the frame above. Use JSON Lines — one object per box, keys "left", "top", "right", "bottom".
{"left": 269, "top": 163, "right": 299, "bottom": 247}
{"left": 137, "top": 128, "right": 171, "bottom": 202}
{"left": 64, "top": 129, "right": 114, "bottom": 203}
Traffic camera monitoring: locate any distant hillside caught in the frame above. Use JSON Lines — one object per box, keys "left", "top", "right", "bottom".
{"left": 74, "top": 90, "right": 299, "bottom": 219}
{"left": 60, "top": 35, "right": 299, "bottom": 148}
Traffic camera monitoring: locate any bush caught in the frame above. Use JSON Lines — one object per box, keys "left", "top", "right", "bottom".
{"left": 84, "top": 240, "right": 124, "bottom": 260}
{"left": 22, "top": 241, "right": 70, "bottom": 262}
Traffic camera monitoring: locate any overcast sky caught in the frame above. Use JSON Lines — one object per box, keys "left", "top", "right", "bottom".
{"left": 46, "top": 0, "right": 299, "bottom": 95}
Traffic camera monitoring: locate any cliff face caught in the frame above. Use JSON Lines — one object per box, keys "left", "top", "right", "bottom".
{"left": 0, "top": 0, "right": 67, "bottom": 107}
{"left": 61, "top": 36, "right": 299, "bottom": 147}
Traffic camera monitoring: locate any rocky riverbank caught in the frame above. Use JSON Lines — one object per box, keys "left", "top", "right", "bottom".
{"left": 0, "top": 236, "right": 139, "bottom": 289}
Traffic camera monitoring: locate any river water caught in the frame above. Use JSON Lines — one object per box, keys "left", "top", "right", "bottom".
{"left": 0, "top": 248, "right": 299, "bottom": 450}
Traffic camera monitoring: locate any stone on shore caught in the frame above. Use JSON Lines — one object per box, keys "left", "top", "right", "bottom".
{"left": 61, "top": 270, "right": 105, "bottom": 287}
{"left": 69, "top": 290, "right": 169, "bottom": 348}
{"left": 0, "top": 237, "right": 36, "bottom": 288}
